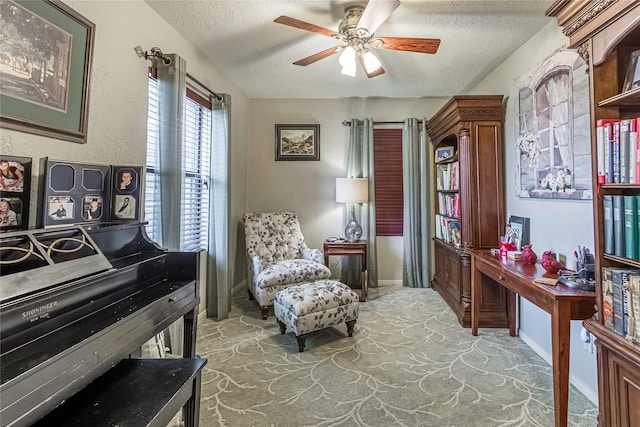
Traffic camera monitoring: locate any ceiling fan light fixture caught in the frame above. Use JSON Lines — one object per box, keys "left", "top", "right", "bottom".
{"left": 362, "top": 50, "right": 382, "bottom": 74}
{"left": 339, "top": 46, "right": 357, "bottom": 77}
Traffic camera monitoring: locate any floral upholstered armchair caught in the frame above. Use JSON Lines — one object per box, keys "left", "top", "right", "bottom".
{"left": 242, "top": 212, "right": 331, "bottom": 319}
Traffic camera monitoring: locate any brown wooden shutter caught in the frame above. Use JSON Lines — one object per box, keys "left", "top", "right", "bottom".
{"left": 374, "top": 128, "right": 403, "bottom": 236}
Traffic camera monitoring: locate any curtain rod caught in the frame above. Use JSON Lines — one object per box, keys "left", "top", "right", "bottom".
{"left": 342, "top": 120, "right": 418, "bottom": 126}
{"left": 187, "top": 73, "right": 223, "bottom": 101}
{"left": 134, "top": 46, "right": 223, "bottom": 102}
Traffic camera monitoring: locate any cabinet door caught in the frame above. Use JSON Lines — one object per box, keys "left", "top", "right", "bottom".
{"left": 447, "top": 250, "right": 461, "bottom": 302}
{"left": 606, "top": 346, "right": 640, "bottom": 427}
{"left": 434, "top": 243, "right": 449, "bottom": 284}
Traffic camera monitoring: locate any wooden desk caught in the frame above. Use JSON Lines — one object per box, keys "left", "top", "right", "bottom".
{"left": 470, "top": 250, "right": 595, "bottom": 427}
{"left": 324, "top": 240, "right": 368, "bottom": 302}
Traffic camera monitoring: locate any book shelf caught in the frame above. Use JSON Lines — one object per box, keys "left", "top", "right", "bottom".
{"left": 428, "top": 96, "right": 508, "bottom": 328}
{"left": 547, "top": 2, "right": 640, "bottom": 424}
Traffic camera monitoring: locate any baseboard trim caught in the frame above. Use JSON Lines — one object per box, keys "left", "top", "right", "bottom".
{"left": 378, "top": 280, "right": 403, "bottom": 287}
{"left": 519, "top": 330, "right": 598, "bottom": 405}
{"left": 232, "top": 280, "right": 246, "bottom": 295}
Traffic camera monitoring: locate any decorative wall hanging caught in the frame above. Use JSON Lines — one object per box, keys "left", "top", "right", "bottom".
{"left": 0, "top": 155, "right": 32, "bottom": 231}
{"left": 275, "top": 124, "right": 320, "bottom": 161}
{"left": 38, "top": 159, "right": 142, "bottom": 227}
{"left": 0, "top": 0, "right": 95, "bottom": 144}
{"left": 514, "top": 48, "right": 592, "bottom": 199}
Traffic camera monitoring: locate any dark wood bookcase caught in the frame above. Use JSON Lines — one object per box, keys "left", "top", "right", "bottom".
{"left": 547, "top": 1, "right": 640, "bottom": 424}
{"left": 428, "top": 96, "right": 508, "bottom": 328}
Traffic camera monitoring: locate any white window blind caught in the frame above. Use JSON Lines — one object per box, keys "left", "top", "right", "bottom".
{"left": 145, "top": 72, "right": 211, "bottom": 252}
{"left": 145, "top": 75, "right": 160, "bottom": 242}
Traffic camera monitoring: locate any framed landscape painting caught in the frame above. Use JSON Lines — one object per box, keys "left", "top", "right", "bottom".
{"left": 0, "top": 0, "right": 95, "bottom": 143}
{"left": 275, "top": 124, "right": 320, "bottom": 161}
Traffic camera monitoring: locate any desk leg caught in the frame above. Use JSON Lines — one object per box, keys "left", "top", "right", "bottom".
{"left": 361, "top": 269, "right": 368, "bottom": 302}
{"left": 507, "top": 290, "right": 517, "bottom": 337}
{"left": 551, "top": 301, "right": 571, "bottom": 427}
{"left": 471, "top": 256, "right": 479, "bottom": 336}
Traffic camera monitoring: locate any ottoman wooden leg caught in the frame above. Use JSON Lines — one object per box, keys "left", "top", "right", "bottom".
{"left": 260, "top": 306, "right": 269, "bottom": 320}
{"left": 346, "top": 320, "right": 356, "bottom": 337}
{"left": 277, "top": 319, "right": 287, "bottom": 334}
{"left": 296, "top": 334, "right": 307, "bottom": 352}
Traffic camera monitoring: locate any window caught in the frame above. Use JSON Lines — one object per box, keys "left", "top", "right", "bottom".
{"left": 145, "top": 71, "right": 211, "bottom": 252}
{"left": 535, "top": 69, "right": 572, "bottom": 187}
{"left": 373, "top": 127, "right": 403, "bottom": 236}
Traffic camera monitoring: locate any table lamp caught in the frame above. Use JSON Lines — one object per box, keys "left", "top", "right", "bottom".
{"left": 336, "top": 177, "right": 368, "bottom": 242}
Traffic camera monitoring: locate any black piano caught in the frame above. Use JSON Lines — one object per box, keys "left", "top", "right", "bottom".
{"left": 0, "top": 222, "right": 206, "bottom": 427}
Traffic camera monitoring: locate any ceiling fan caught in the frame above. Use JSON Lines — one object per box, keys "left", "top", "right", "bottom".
{"left": 274, "top": 0, "right": 440, "bottom": 78}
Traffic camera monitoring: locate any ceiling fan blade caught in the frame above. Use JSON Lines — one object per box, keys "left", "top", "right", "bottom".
{"left": 293, "top": 46, "right": 342, "bottom": 66}
{"left": 357, "top": 55, "right": 386, "bottom": 78}
{"left": 373, "top": 37, "right": 441, "bottom": 54}
{"left": 357, "top": 0, "right": 400, "bottom": 36}
{"left": 274, "top": 16, "right": 341, "bottom": 38}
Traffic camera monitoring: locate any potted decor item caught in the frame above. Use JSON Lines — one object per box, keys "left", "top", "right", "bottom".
{"left": 521, "top": 244, "right": 537, "bottom": 265}
{"left": 541, "top": 251, "right": 566, "bottom": 273}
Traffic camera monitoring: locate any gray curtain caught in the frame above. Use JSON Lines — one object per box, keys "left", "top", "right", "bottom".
{"left": 402, "top": 118, "right": 430, "bottom": 288}
{"left": 152, "top": 54, "right": 186, "bottom": 355}
{"left": 207, "top": 94, "right": 232, "bottom": 319}
{"left": 154, "top": 53, "right": 186, "bottom": 251}
{"left": 342, "top": 118, "right": 378, "bottom": 289}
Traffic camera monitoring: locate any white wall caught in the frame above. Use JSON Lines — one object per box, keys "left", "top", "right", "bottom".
{"left": 468, "top": 20, "right": 598, "bottom": 402}
{"left": 247, "top": 97, "right": 445, "bottom": 281}
{"left": 0, "top": 0, "right": 250, "bottom": 314}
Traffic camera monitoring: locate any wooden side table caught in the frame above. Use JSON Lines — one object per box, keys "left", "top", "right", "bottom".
{"left": 323, "top": 239, "right": 368, "bottom": 302}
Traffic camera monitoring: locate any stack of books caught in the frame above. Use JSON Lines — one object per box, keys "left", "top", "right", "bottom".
{"left": 507, "top": 250, "right": 522, "bottom": 260}
{"left": 601, "top": 267, "right": 640, "bottom": 342}
{"left": 603, "top": 195, "right": 640, "bottom": 260}
{"left": 597, "top": 118, "right": 640, "bottom": 184}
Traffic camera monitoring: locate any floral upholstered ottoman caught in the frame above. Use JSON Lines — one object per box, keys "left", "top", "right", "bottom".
{"left": 274, "top": 280, "right": 359, "bottom": 352}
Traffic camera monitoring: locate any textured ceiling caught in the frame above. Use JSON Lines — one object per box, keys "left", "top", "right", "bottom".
{"left": 145, "top": 0, "right": 555, "bottom": 99}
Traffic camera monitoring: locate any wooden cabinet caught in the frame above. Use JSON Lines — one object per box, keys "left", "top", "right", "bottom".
{"left": 428, "top": 96, "right": 509, "bottom": 328}
{"left": 547, "top": 2, "right": 640, "bottom": 425}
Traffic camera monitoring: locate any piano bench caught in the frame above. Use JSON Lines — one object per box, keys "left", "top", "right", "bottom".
{"left": 32, "top": 358, "right": 207, "bottom": 427}
{"left": 274, "top": 280, "right": 359, "bottom": 352}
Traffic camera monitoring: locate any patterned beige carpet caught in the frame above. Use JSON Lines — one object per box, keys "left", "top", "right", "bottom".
{"left": 195, "top": 284, "right": 597, "bottom": 426}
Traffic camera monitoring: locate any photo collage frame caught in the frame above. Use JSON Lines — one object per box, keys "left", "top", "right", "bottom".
{"left": 0, "top": 155, "right": 32, "bottom": 232}
{"left": 39, "top": 159, "right": 142, "bottom": 228}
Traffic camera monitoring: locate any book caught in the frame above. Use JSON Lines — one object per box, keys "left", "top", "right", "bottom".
{"left": 611, "top": 269, "right": 625, "bottom": 335}
{"left": 624, "top": 195, "right": 637, "bottom": 259}
{"left": 622, "top": 271, "right": 631, "bottom": 336}
{"left": 630, "top": 118, "right": 638, "bottom": 183}
{"left": 604, "top": 195, "right": 614, "bottom": 254}
{"left": 613, "top": 122, "right": 621, "bottom": 183}
{"left": 611, "top": 268, "right": 635, "bottom": 336}
{"left": 629, "top": 273, "right": 640, "bottom": 341}
{"left": 620, "top": 119, "right": 630, "bottom": 183}
{"left": 636, "top": 195, "right": 640, "bottom": 259}
{"left": 613, "top": 195, "right": 625, "bottom": 257}
{"left": 605, "top": 120, "right": 619, "bottom": 183}
{"left": 602, "top": 267, "right": 614, "bottom": 330}
{"left": 598, "top": 119, "right": 620, "bottom": 183}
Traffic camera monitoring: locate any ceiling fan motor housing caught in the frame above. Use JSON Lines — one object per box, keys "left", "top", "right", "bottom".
{"left": 339, "top": 5, "right": 367, "bottom": 41}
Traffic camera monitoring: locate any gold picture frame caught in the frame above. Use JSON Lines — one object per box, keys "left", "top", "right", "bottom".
{"left": 0, "top": 0, "right": 95, "bottom": 143}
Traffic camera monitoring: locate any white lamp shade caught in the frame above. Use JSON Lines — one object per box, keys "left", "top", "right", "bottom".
{"left": 336, "top": 178, "right": 369, "bottom": 203}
